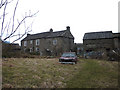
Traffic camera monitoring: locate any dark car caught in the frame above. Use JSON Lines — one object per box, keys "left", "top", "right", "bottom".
{"left": 59, "top": 52, "right": 78, "bottom": 64}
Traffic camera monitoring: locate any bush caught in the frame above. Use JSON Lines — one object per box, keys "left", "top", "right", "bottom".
{"left": 2, "top": 51, "right": 21, "bottom": 58}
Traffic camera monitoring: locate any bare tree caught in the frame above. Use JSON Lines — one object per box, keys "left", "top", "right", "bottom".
{"left": 0, "top": 0, "right": 39, "bottom": 43}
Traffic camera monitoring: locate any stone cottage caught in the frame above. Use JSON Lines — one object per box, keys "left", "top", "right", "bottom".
{"left": 21, "top": 26, "right": 74, "bottom": 56}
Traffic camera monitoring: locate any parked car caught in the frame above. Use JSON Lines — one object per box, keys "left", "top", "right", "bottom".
{"left": 59, "top": 52, "right": 78, "bottom": 64}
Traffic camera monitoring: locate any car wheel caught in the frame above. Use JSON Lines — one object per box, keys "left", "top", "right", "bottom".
{"left": 72, "top": 62, "right": 75, "bottom": 65}
{"left": 75, "top": 61, "right": 77, "bottom": 64}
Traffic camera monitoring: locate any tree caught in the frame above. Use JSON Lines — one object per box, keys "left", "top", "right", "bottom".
{"left": 0, "top": 0, "right": 39, "bottom": 43}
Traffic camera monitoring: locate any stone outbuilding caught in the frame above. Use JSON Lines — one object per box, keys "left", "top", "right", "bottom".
{"left": 83, "top": 31, "right": 120, "bottom": 60}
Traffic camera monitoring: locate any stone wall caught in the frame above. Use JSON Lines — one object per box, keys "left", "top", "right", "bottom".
{"left": 21, "top": 37, "right": 74, "bottom": 56}
{"left": 113, "top": 37, "right": 120, "bottom": 49}
{"left": 83, "top": 38, "right": 114, "bottom": 51}
{"left": 83, "top": 37, "right": 120, "bottom": 60}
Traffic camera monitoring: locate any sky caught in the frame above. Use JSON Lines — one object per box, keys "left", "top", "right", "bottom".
{"left": 1, "top": 0, "right": 120, "bottom": 44}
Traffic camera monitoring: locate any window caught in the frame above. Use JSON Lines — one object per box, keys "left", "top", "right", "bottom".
{"left": 53, "top": 39, "right": 57, "bottom": 45}
{"left": 30, "top": 48, "right": 33, "bottom": 52}
{"left": 36, "top": 47, "right": 39, "bottom": 52}
{"left": 24, "top": 48, "right": 26, "bottom": 52}
{"left": 30, "top": 40, "right": 33, "bottom": 44}
{"left": 36, "top": 39, "right": 39, "bottom": 45}
{"left": 77, "top": 47, "right": 80, "bottom": 50}
{"left": 24, "top": 41, "right": 27, "bottom": 46}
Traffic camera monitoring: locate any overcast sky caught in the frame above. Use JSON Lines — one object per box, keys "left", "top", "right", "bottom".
{"left": 4, "top": 0, "right": 120, "bottom": 44}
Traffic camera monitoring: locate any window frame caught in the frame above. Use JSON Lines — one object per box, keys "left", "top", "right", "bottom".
{"left": 36, "top": 39, "right": 40, "bottom": 46}
{"left": 24, "top": 41, "right": 27, "bottom": 46}
{"left": 36, "top": 47, "right": 39, "bottom": 52}
{"left": 30, "top": 40, "right": 33, "bottom": 44}
{"left": 30, "top": 48, "right": 33, "bottom": 52}
{"left": 24, "top": 48, "right": 26, "bottom": 52}
{"left": 53, "top": 39, "right": 57, "bottom": 45}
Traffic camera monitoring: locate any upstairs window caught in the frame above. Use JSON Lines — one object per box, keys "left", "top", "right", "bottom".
{"left": 30, "top": 40, "right": 33, "bottom": 44}
{"left": 53, "top": 39, "right": 57, "bottom": 45}
{"left": 24, "top": 41, "right": 27, "bottom": 46}
{"left": 36, "top": 39, "right": 40, "bottom": 45}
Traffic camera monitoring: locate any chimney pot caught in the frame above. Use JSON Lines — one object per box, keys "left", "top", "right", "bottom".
{"left": 50, "top": 28, "right": 53, "bottom": 32}
{"left": 66, "top": 26, "right": 70, "bottom": 30}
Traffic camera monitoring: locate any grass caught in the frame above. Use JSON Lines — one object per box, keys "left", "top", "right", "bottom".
{"left": 66, "top": 59, "right": 118, "bottom": 88}
{"left": 2, "top": 58, "right": 118, "bottom": 88}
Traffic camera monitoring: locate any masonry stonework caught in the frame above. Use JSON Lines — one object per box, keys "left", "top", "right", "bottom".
{"left": 83, "top": 31, "right": 120, "bottom": 60}
{"left": 21, "top": 26, "right": 74, "bottom": 56}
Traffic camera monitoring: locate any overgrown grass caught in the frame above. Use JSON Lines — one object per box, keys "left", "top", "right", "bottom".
{"left": 2, "top": 58, "right": 118, "bottom": 88}
{"left": 66, "top": 59, "right": 118, "bottom": 88}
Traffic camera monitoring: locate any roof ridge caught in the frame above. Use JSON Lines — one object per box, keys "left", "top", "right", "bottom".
{"left": 85, "top": 31, "right": 112, "bottom": 34}
{"left": 22, "top": 29, "right": 74, "bottom": 41}
{"left": 83, "top": 31, "right": 113, "bottom": 40}
{"left": 29, "top": 30, "right": 67, "bottom": 36}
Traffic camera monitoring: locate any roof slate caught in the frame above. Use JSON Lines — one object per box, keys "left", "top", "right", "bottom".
{"left": 83, "top": 31, "right": 113, "bottom": 40}
{"left": 22, "top": 30, "right": 74, "bottom": 41}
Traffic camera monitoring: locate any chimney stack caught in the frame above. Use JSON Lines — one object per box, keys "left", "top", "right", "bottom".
{"left": 50, "top": 28, "right": 53, "bottom": 32}
{"left": 66, "top": 26, "right": 70, "bottom": 31}
{"left": 27, "top": 33, "right": 30, "bottom": 36}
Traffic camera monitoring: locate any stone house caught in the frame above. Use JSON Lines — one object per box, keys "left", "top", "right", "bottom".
{"left": 21, "top": 26, "right": 74, "bottom": 56}
{"left": 83, "top": 31, "right": 120, "bottom": 59}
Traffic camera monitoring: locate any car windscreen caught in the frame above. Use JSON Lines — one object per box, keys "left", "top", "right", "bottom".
{"left": 62, "top": 53, "right": 75, "bottom": 57}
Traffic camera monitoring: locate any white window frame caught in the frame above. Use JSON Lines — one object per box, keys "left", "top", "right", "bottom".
{"left": 24, "top": 48, "right": 26, "bottom": 52}
{"left": 24, "top": 41, "right": 27, "bottom": 46}
{"left": 77, "top": 47, "right": 80, "bottom": 50}
{"left": 53, "top": 39, "right": 57, "bottom": 45}
{"left": 30, "top": 40, "right": 33, "bottom": 44}
{"left": 36, "top": 47, "right": 39, "bottom": 52}
{"left": 30, "top": 48, "right": 33, "bottom": 52}
{"left": 36, "top": 39, "right": 40, "bottom": 45}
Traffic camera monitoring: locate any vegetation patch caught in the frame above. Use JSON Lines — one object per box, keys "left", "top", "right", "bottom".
{"left": 2, "top": 58, "right": 118, "bottom": 88}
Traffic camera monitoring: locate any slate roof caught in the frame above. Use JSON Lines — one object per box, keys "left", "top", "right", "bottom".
{"left": 22, "top": 29, "right": 74, "bottom": 41}
{"left": 83, "top": 31, "right": 113, "bottom": 40}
